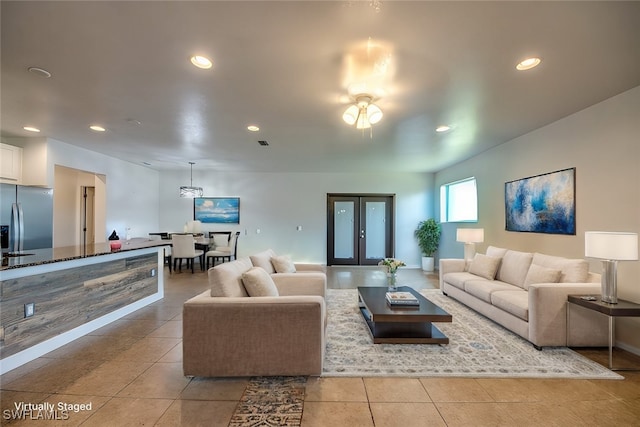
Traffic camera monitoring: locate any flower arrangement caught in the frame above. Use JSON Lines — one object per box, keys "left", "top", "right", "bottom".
{"left": 378, "top": 258, "right": 406, "bottom": 274}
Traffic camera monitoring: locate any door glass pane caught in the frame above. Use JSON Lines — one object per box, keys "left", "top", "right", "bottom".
{"left": 334, "top": 201, "right": 354, "bottom": 259}
{"left": 365, "top": 201, "right": 386, "bottom": 259}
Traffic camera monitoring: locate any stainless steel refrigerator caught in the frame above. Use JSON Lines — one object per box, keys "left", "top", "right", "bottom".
{"left": 1, "top": 184, "right": 53, "bottom": 251}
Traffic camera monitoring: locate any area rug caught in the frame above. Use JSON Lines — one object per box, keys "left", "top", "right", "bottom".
{"left": 229, "top": 376, "right": 306, "bottom": 427}
{"left": 323, "top": 288, "right": 622, "bottom": 379}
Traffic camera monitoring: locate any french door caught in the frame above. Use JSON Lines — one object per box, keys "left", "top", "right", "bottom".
{"left": 327, "top": 194, "right": 394, "bottom": 265}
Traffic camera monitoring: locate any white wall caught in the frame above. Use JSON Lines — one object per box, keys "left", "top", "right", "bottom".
{"left": 53, "top": 165, "right": 107, "bottom": 247}
{"left": 159, "top": 171, "right": 434, "bottom": 266}
{"left": 435, "top": 85, "right": 640, "bottom": 352}
{"left": 52, "top": 166, "right": 78, "bottom": 247}
{"left": 47, "top": 138, "right": 160, "bottom": 242}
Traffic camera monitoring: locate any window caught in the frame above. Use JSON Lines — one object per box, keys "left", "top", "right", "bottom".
{"left": 440, "top": 177, "right": 478, "bottom": 222}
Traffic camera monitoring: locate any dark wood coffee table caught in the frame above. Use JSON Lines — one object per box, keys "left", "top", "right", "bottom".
{"left": 357, "top": 286, "right": 452, "bottom": 344}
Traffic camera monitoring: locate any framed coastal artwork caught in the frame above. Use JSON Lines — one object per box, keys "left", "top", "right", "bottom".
{"left": 505, "top": 168, "right": 576, "bottom": 235}
{"left": 194, "top": 197, "right": 240, "bottom": 224}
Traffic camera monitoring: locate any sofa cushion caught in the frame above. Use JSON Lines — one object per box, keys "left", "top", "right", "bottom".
{"left": 271, "top": 255, "right": 296, "bottom": 273}
{"left": 242, "top": 267, "right": 279, "bottom": 297}
{"left": 250, "top": 249, "right": 277, "bottom": 274}
{"left": 464, "top": 280, "right": 519, "bottom": 303}
{"left": 209, "top": 257, "right": 252, "bottom": 297}
{"left": 491, "top": 290, "right": 529, "bottom": 321}
{"left": 443, "top": 272, "right": 483, "bottom": 290}
{"left": 486, "top": 246, "right": 508, "bottom": 258}
{"left": 532, "top": 253, "right": 589, "bottom": 283}
{"left": 468, "top": 254, "right": 501, "bottom": 280}
{"left": 523, "top": 264, "right": 562, "bottom": 289}
{"left": 496, "top": 250, "right": 533, "bottom": 288}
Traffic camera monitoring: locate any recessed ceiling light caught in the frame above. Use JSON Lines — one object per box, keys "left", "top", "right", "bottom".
{"left": 247, "top": 125, "right": 260, "bottom": 132}
{"left": 27, "top": 67, "right": 52, "bottom": 78}
{"left": 436, "top": 125, "right": 451, "bottom": 133}
{"left": 23, "top": 126, "right": 41, "bottom": 133}
{"left": 190, "top": 55, "right": 213, "bottom": 69}
{"left": 89, "top": 125, "right": 106, "bottom": 132}
{"left": 516, "top": 57, "right": 541, "bottom": 71}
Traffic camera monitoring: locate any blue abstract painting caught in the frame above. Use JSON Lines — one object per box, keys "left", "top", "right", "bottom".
{"left": 194, "top": 197, "right": 240, "bottom": 224}
{"left": 505, "top": 168, "right": 575, "bottom": 235}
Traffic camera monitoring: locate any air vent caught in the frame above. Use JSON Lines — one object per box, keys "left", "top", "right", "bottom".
{"left": 258, "top": 140, "right": 269, "bottom": 146}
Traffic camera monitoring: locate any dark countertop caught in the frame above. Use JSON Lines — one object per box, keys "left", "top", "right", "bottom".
{"left": 1, "top": 239, "right": 169, "bottom": 271}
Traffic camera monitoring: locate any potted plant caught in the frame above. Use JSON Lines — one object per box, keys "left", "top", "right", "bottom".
{"left": 414, "top": 219, "right": 441, "bottom": 272}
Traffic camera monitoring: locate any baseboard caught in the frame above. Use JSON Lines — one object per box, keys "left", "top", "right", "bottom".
{"left": 616, "top": 341, "right": 640, "bottom": 357}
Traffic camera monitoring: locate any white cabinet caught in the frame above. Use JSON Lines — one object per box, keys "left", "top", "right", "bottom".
{"left": 0, "top": 143, "right": 23, "bottom": 183}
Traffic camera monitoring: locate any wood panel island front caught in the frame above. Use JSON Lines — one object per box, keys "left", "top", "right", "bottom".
{"left": 0, "top": 239, "right": 168, "bottom": 374}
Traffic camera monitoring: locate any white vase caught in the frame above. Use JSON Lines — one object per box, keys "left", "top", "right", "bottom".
{"left": 421, "top": 256, "right": 434, "bottom": 272}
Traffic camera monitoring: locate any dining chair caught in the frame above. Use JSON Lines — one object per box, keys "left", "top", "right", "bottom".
{"left": 205, "top": 231, "right": 240, "bottom": 269}
{"left": 171, "top": 234, "right": 204, "bottom": 273}
{"left": 208, "top": 231, "right": 232, "bottom": 248}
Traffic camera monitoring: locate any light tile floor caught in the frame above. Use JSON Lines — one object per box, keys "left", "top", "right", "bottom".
{"left": 1, "top": 266, "right": 639, "bottom": 426}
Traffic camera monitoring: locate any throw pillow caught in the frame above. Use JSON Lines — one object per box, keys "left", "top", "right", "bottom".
{"left": 241, "top": 267, "right": 279, "bottom": 297}
{"left": 271, "top": 255, "right": 296, "bottom": 273}
{"left": 532, "top": 253, "right": 589, "bottom": 283}
{"left": 523, "top": 264, "right": 562, "bottom": 290}
{"left": 468, "top": 254, "right": 501, "bottom": 280}
{"left": 250, "top": 249, "right": 277, "bottom": 274}
{"left": 496, "top": 250, "right": 533, "bottom": 288}
{"left": 486, "top": 246, "right": 508, "bottom": 258}
{"left": 210, "top": 257, "right": 252, "bottom": 297}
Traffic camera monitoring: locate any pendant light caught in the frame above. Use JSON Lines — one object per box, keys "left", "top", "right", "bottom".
{"left": 179, "top": 162, "right": 203, "bottom": 198}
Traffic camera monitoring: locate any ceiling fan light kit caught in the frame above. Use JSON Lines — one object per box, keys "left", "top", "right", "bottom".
{"left": 342, "top": 94, "right": 383, "bottom": 130}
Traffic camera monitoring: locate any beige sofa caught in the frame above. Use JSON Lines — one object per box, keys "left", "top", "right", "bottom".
{"left": 439, "top": 246, "right": 608, "bottom": 349}
{"left": 183, "top": 251, "right": 327, "bottom": 377}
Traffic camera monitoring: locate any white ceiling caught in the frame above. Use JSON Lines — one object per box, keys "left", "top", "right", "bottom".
{"left": 2, "top": 1, "right": 639, "bottom": 173}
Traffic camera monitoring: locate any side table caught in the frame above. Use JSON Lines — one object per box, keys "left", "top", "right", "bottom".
{"left": 567, "top": 295, "right": 640, "bottom": 370}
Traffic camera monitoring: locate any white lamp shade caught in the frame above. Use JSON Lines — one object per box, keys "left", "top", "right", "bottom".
{"left": 585, "top": 231, "right": 638, "bottom": 261}
{"left": 342, "top": 105, "right": 359, "bottom": 125}
{"left": 367, "top": 103, "right": 383, "bottom": 124}
{"left": 186, "top": 220, "right": 202, "bottom": 233}
{"left": 456, "top": 228, "right": 484, "bottom": 243}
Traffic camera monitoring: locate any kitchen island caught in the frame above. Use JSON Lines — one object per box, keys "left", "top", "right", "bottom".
{"left": 0, "top": 239, "right": 169, "bottom": 374}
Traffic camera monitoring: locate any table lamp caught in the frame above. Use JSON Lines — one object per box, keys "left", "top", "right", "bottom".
{"left": 456, "top": 228, "right": 485, "bottom": 261}
{"left": 585, "top": 231, "right": 638, "bottom": 304}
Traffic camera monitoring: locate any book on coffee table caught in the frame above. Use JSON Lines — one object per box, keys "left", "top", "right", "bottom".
{"left": 386, "top": 291, "right": 420, "bottom": 306}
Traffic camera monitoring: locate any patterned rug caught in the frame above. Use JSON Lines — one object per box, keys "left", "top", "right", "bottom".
{"left": 323, "top": 288, "right": 622, "bottom": 379}
{"left": 229, "top": 376, "right": 307, "bottom": 427}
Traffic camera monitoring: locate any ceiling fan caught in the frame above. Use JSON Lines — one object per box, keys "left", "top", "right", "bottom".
{"left": 339, "top": 38, "right": 394, "bottom": 131}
